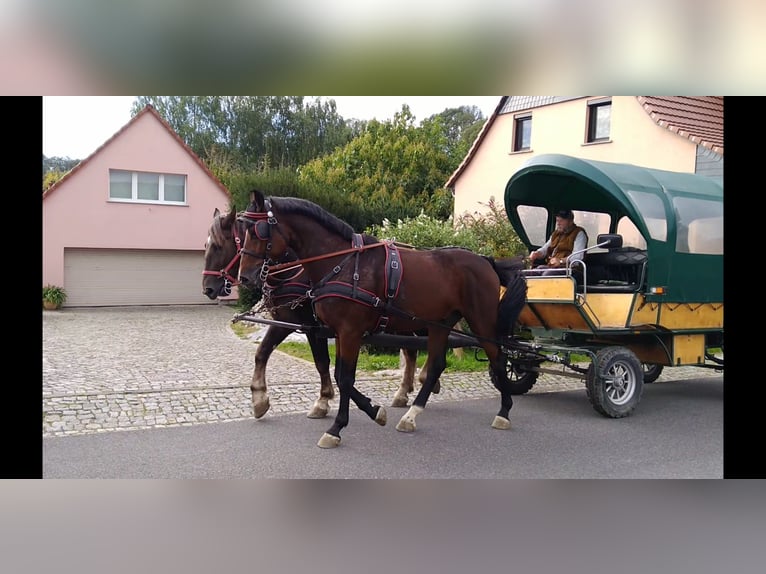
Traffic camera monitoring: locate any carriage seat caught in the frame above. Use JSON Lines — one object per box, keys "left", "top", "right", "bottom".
{"left": 580, "top": 248, "right": 648, "bottom": 293}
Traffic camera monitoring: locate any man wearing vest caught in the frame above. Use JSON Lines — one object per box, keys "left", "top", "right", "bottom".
{"left": 528, "top": 209, "right": 588, "bottom": 276}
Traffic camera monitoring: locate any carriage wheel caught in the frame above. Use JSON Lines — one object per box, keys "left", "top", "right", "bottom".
{"left": 642, "top": 363, "right": 664, "bottom": 384}
{"left": 586, "top": 347, "right": 643, "bottom": 418}
{"left": 502, "top": 358, "right": 539, "bottom": 395}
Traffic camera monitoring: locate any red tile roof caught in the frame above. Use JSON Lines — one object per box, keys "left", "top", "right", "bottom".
{"left": 43, "top": 104, "right": 230, "bottom": 199}
{"left": 636, "top": 96, "right": 723, "bottom": 155}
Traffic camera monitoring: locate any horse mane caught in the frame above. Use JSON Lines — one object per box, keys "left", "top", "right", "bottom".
{"left": 271, "top": 197, "right": 378, "bottom": 245}
{"left": 209, "top": 212, "right": 230, "bottom": 247}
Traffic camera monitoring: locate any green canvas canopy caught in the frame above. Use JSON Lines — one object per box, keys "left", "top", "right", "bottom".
{"left": 504, "top": 154, "right": 723, "bottom": 303}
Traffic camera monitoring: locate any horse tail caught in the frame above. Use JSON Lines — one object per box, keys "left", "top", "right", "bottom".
{"left": 484, "top": 256, "right": 528, "bottom": 341}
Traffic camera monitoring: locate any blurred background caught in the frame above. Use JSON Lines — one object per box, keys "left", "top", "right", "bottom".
{"left": 4, "top": 0, "right": 764, "bottom": 93}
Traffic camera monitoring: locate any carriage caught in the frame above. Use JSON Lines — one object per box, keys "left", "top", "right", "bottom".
{"left": 224, "top": 154, "right": 722, "bottom": 446}
{"left": 500, "top": 153, "right": 723, "bottom": 417}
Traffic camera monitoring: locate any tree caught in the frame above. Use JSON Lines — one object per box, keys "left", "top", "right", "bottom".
{"left": 43, "top": 155, "right": 80, "bottom": 177}
{"left": 132, "top": 96, "right": 356, "bottom": 170}
{"left": 297, "top": 104, "right": 460, "bottom": 227}
{"left": 43, "top": 155, "right": 80, "bottom": 190}
{"left": 422, "top": 105, "right": 486, "bottom": 166}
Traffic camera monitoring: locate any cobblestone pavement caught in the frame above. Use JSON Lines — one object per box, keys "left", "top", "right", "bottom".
{"left": 43, "top": 305, "right": 722, "bottom": 437}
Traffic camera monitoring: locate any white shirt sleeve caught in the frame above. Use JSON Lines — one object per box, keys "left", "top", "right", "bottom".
{"left": 534, "top": 239, "right": 551, "bottom": 258}
{"left": 568, "top": 231, "right": 588, "bottom": 262}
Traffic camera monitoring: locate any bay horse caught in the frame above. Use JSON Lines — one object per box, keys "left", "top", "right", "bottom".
{"left": 202, "top": 207, "right": 428, "bottom": 420}
{"left": 237, "top": 189, "right": 528, "bottom": 448}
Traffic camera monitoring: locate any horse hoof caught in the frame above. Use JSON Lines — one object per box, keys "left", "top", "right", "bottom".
{"left": 491, "top": 416, "right": 511, "bottom": 430}
{"left": 375, "top": 406, "right": 387, "bottom": 426}
{"left": 253, "top": 399, "right": 271, "bottom": 419}
{"left": 307, "top": 406, "right": 329, "bottom": 419}
{"left": 391, "top": 397, "right": 408, "bottom": 408}
{"left": 396, "top": 418, "right": 416, "bottom": 433}
{"left": 433, "top": 380, "right": 441, "bottom": 394}
{"left": 317, "top": 433, "right": 341, "bottom": 448}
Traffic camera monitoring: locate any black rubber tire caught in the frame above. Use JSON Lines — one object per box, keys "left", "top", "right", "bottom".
{"left": 586, "top": 347, "right": 643, "bottom": 418}
{"left": 503, "top": 359, "right": 539, "bottom": 395}
{"left": 642, "top": 363, "right": 664, "bottom": 384}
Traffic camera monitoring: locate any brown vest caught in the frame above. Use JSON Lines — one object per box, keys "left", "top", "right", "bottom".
{"left": 547, "top": 225, "right": 587, "bottom": 263}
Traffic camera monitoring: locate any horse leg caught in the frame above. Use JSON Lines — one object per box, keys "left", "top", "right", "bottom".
{"left": 487, "top": 347, "right": 513, "bottom": 430}
{"left": 418, "top": 359, "right": 440, "bottom": 395}
{"left": 251, "top": 326, "right": 291, "bottom": 419}
{"left": 305, "top": 332, "right": 334, "bottom": 418}
{"left": 391, "top": 348, "right": 417, "bottom": 407}
{"left": 469, "top": 316, "right": 514, "bottom": 430}
{"left": 318, "top": 336, "right": 386, "bottom": 448}
{"left": 396, "top": 330, "right": 449, "bottom": 433}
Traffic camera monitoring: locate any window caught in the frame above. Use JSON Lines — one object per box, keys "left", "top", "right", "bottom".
{"left": 586, "top": 99, "right": 611, "bottom": 142}
{"left": 672, "top": 196, "right": 723, "bottom": 255}
{"left": 513, "top": 114, "right": 532, "bottom": 151}
{"left": 109, "top": 170, "right": 187, "bottom": 204}
{"left": 625, "top": 189, "right": 667, "bottom": 241}
{"left": 572, "top": 210, "right": 611, "bottom": 252}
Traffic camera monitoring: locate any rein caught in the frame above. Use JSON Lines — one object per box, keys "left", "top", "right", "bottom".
{"left": 239, "top": 202, "right": 510, "bottom": 346}
{"left": 268, "top": 242, "right": 385, "bottom": 272}
{"left": 238, "top": 207, "right": 386, "bottom": 273}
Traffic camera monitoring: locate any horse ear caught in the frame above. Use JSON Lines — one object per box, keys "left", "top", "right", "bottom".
{"left": 223, "top": 208, "right": 236, "bottom": 225}
{"left": 249, "top": 189, "right": 265, "bottom": 208}
{"left": 214, "top": 207, "right": 220, "bottom": 217}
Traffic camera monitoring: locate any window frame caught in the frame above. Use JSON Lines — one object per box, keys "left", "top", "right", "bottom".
{"left": 586, "top": 98, "right": 611, "bottom": 143}
{"left": 512, "top": 113, "right": 532, "bottom": 152}
{"left": 109, "top": 169, "right": 188, "bottom": 205}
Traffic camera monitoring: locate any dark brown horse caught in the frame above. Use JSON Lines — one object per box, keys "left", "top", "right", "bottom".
{"left": 202, "top": 207, "right": 428, "bottom": 420}
{"left": 237, "top": 189, "right": 528, "bottom": 448}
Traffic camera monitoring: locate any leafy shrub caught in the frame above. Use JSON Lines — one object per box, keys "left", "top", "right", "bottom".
{"left": 43, "top": 284, "right": 67, "bottom": 307}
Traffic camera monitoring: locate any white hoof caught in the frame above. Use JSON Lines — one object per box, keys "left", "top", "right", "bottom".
{"left": 396, "top": 418, "right": 416, "bottom": 432}
{"left": 491, "top": 415, "right": 511, "bottom": 430}
{"left": 396, "top": 405, "right": 423, "bottom": 433}
{"left": 375, "top": 407, "right": 387, "bottom": 426}
{"left": 307, "top": 401, "right": 329, "bottom": 419}
{"left": 317, "top": 433, "right": 341, "bottom": 448}
{"left": 253, "top": 398, "right": 271, "bottom": 419}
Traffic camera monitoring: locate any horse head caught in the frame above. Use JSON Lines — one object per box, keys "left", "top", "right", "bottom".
{"left": 238, "top": 189, "right": 292, "bottom": 289}
{"left": 202, "top": 206, "right": 245, "bottom": 299}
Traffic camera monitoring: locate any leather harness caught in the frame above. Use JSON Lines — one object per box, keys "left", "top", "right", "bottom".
{"left": 310, "top": 234, "right": 404, "bottom": 333}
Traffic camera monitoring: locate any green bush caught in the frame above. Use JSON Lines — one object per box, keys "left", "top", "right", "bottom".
{"left": 43, "top": 284, "right": 67, "bottom": 307}
{"left": 236, "top": 284, "right": 263, "bottom": 311}
{"left": 366, "top": 197, "right": 524, "bottom": 258}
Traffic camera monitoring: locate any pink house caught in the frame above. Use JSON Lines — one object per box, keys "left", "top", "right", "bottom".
{"left": 43, "top": 104, "right": 233, "bottom": 307}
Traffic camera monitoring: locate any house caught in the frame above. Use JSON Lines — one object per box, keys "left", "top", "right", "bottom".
{"left": 42, "top": 104, "right": 233, "bottom": 307}
{"left": 447, "top": 96, "right": 724, "bottom": 218}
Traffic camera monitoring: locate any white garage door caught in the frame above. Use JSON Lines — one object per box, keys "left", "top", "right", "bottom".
{"left": 64, "top": 248, "right": 215, "bottom": 307}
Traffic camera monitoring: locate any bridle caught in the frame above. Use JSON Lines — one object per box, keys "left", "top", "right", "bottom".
{"left": 202, "top": 214, "right": 245, "bottom": 296}
{"left": 238, "top": 198, "right": 286, "bottom": 284}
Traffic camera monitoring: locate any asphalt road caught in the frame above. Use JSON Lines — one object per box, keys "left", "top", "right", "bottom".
{"left": 42, "top": 304, "right": 724, "bottom": 478}
{"left": 44, "top": 375, "right": 723, "bottom": 478}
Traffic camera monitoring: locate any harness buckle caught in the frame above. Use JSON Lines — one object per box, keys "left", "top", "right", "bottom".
{"left": 306, "top": 289, "right": 315, "bottom": 299}
{"left": 353, "top": 272, "right": 359, "bottom": 281}
{"left": 391, "top": 260, "right": 399, "bottom": 270}
{"left": 372, "top": 296, "right": 381, "bottom": 307}
{"left": 333, "top": 265, "right": 342, "bottom": 274}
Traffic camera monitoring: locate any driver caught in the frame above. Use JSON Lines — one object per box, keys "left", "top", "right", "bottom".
{"left": 528, "top": 209, "right": 588, "bottom": 275}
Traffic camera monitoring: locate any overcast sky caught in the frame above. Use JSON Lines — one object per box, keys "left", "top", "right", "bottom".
{"left": 43, "top": 96, "right": 501, "bottom": 159}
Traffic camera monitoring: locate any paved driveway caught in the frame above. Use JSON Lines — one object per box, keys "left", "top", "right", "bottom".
{"left": 43, "top": 305, "right": 720, "bottom": 437}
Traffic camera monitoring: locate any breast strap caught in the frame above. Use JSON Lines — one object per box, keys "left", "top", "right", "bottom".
{"left": 310, "top": 235, "right": 404, "bottom": 333}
